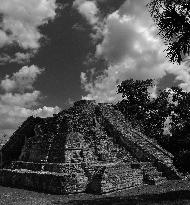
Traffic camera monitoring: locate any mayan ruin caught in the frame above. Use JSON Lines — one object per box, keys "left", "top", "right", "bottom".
{"left": 0, "top": 100, "right": 181, "bottom": 195}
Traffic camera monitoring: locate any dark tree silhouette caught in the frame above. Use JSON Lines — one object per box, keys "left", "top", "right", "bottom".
{"left": 117, "top": 79, "right": 153, "bottom": 105}
{"left": 117, "top": 79, "right": 164, "bottom": 141}
{"left": 147, "top": 0, "right": 190, "bottom": 64}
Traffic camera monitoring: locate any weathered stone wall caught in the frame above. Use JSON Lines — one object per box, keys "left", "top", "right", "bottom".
{"left": 101, "top": 167, "right": 143, "bottom": 193}
{"left": 0, "top": 162, "right": 144, "bottom": 194}
{"left": 84, "top": 162, "right": 143, "bottom": 194}
{"left": 1, "top": 116, "right": 43, "bottom": 168}
{"left": 0, "top": 168, "right": 88, "bottom": 194}
{"left": 19, "top": 116, "right": 68, "bottom": 163}
{"left": 47, "top": 116, "right": 68, "bottom": 163}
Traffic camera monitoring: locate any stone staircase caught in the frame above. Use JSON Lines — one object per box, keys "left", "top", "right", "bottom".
{"left": 141, "top": 162, "right": 167, "bottom": 185}
{"left": 97, "top": 104, "right": 181, "bottom": 180}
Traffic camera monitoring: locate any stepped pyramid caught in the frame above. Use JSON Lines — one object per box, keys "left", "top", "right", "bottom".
{"left": 0, "top": 100, "right": 181, "bottom": 194}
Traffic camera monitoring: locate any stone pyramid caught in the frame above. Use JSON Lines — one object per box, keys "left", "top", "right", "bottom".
{"left": 0, "top": 100, "right": 181, "bottom": 194}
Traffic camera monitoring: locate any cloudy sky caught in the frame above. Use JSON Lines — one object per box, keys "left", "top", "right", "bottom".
{"left": 0, "top": 0, "right": 190, "bottom": 138}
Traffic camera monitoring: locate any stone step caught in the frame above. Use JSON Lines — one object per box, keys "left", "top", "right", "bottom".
{"left": 142, "top": 163, "right": 166, "bottom": 185}
{"left": 144, "top": 174, "right": 167, "bottom": 185}
{"left": 141, "top": 164, "right": 156, "bottom": 171}
{"left": 143, "top": 165, "right": 167, "bottom": 185}
{"left": 122, "top": 129, "right": 171, "bottom": 164}
{"left": 9, "top": 161, "right": 85, "bottom": 174}
{"left": 144, "top": 168, "right": 158, "bottom": 174}
{"left": 149, "top": 176, "right": 167, "bottom": 185}
{"left": 146, "top": 171, "right": 163, "bottom": 177}
{"left": 0, "top": 168, "right": 88, "bottom": 194}
{"left": 143, "top": 164, "right": 157, "bottom": 170}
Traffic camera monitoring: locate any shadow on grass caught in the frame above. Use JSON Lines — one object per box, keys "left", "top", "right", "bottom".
{"left": 64, "top": 190, "right": 190, "bottom": 205}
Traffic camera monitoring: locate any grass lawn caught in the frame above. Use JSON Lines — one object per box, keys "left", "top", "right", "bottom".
{"left": 0, "top": 180, "right": 190, "bottom": 204}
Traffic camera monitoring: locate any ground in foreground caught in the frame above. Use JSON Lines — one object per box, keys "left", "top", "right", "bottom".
{"left": 0, "top": 180, "right": 190, "bottom": 204}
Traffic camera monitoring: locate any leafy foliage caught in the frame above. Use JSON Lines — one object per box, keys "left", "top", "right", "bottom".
{"left": 117, "top": 79, "right": 153, "bottom": 105}
{"left": 147, "top": 0, "right": 190, "bottom": 63}
{"left": 117, "top": 79, "right": 164, "bottom": 141}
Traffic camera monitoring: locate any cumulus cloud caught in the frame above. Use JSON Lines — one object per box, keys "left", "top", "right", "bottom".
{"left": 0, "top": 30, "right": 11, "bottom": 47}
{"left": 33, "top": 106, "right": 61, "bottom": 118}
{"left": 81, "top": 0, "right": 190, "bottom": 102}
{"left": 0, "top": 0, "right": 57, "bottom": 64}
{"left": 0, "top": 52, "right": 34, "bottom": 65}
{"left": 81, "top": 68, "right": 123, "bottom": 103}
{"left": 1, "top": 65, "right": 43, "bottom": 92}
{"left": 73, "top": 0, "right": 99, "bottom": 25}
{"left": 0, "top": 105, "right": 32, "bottom": 134}
{"left": 13, "top": 52, "right": 32, "bottom": 64}
{"left": 0, "top": 91, "right": 40, "bottom": 108}
{"left": 0, "top": 65, "right": 60, "bottom": 139}
{"left": 166, "top": 65, "right": 190, "bottom": 92}
{"left": 73, "top": 0, "right": 104, "bottom": 40}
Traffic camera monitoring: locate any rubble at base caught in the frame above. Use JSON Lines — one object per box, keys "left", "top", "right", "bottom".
{"left": 0, "top": 100, "right": 181, "bottom": 194}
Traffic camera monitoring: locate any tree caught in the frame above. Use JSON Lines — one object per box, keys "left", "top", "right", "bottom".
{"left": 117, "top": 79, "right": 154, "bottom": 106}
{"left": 147, "top": 0, "right": 190, "bottom": 64}
{"left": 117, "top": 79, "right": 165, "bottom": 140}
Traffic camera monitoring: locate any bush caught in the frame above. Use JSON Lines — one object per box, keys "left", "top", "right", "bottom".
{"left": 174, "top": 150, "right": 190, "bottom": 173}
